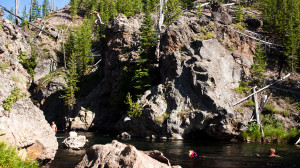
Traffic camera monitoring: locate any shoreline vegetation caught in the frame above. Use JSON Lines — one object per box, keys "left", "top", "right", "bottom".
{"left": 240, "top": 114, "right": 300, "bottom": 143}
{"left": 0, "top": 141, "right": 39, "bottom": 168}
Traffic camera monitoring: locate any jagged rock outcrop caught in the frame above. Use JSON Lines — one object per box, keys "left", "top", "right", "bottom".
{"left": 211, "top": 1, "right": 232, "bottom": 25}
{"left": 79, "top": 14, "right": 143, "bottom": 132}
{"left": 0, "top": 9, "right": 58, "bottom": 161}
{"left": 76, "top": 140, "right": 181, "bottom": 168}
{"left": 116, "top": 16, "right": 252, "bottom": 139}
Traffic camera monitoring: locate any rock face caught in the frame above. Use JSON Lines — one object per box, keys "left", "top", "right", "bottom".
{"left": 211, "top": 1, "right": 232, "bottom": 25}
{"left": 76, "top": 140, "right": 181, "bottom": 168}
{"left": 116, "top": 16, "right": 252, "bottom": 139}
{"left": 79, "top": 14, "right": 143, "bottom": 132}
{"left": 0, "top": 9, "right": 58, "bottom": 161}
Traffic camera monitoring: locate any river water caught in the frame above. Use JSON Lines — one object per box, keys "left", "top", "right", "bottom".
{"left": 49, "top": 132, "right": 300, "bottom": 168}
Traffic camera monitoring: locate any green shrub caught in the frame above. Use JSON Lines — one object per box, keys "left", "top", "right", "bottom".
{"left": 234, "top": 81, "right": 251, "bottom": 93}
{"left": 0, "top": 141, "right": 39, "bottom": 167}
{"left": 243, "top": 99, "right": 255, "bottom": 107}
{"left": 228, "top": 47, "right": 235, "bottom": 51}
{"left": 0, "top": 61, "right": 9, "bottom": 73}
{"left": 125, "top": 92, "right": 143, "bottom": 118}
{"left": 240, "top": 114, "right": 300, "bottom": 143}
{"left": 19, "top": 50, "right": 37, "bottom": 78}
{"left": 233, "top": 23, "right": 246, "bottom": 32}
{"left": 3, "top": 87, "right": 25, "bottom": 111}
{"left": 240, "top": 123, "right": 262, "bottom": 141}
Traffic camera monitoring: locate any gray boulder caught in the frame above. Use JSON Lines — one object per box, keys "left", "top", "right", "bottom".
{"left": 76, "top": 140, "right": 181, "bottom": 168}
{"left": 62, "top": 135, "right": 87, "bottom": 148}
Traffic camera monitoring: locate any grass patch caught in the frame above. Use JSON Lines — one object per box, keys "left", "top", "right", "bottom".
{"left": 263, "top": 102, "right": 290, "bottom": 117}
{"left": 0, "top": 22, "right": 2, "bottom": 31}
{"left": 209, "top": 22, "right": 215, "bottom": 28}
{"left": 11, "top": 76, "right": 20, "bottom": 83}
{"left": 54, "top": 24, "right": 68, "bottom": 30}
{"left": 243, "top": 99, "right": 255, "bottom": 107}
{"left": 155, "top": 112, "right": 171, "bottom": 126}
{"left": 2, "top": 87, "right": 25, "bottom": 111}
{"left": 43, "top": 48, "right": 50, "bottom": 52}
{"left": 38, "top": 42, "right": 47, "bottom": 46}
{"left": 0, "top": 141, "right": 39, "bottom": 167}
{"left": 198, "top": 32, "right": 215, "bottom": 40}
{"left": 233, "top": 23, "right": 246, "bottom": 32}
{"left": 0, "top": 60, "right": 9, "bottom": 73}
{"left": 228, "top": 47, "right": 235, "bottom": 51}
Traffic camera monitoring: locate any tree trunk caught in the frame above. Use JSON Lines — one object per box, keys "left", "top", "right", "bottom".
{"left": 155, "top": 0, "right": 166, "bottom": 61}
{"left": 15, "top": 0, "right": 19, "bottom": 25}
{"left": 30, "top": 0, "right": 33, "bottom": 22}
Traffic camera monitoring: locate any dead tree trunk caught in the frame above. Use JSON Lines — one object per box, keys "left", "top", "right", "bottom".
{"left": 253, "top": 87, "right": 264, "bottom": 141}
{"left": 155, "top": 0, "right": 167, "bottom": 61}
{"left": 30, "top": 0, "right": 33, "bottom": 22}
{"left": 233, "top": 73, "right": 290, "bottom": 106}
{"left": 15, "top": 0, "right": 19, "bottom": 25}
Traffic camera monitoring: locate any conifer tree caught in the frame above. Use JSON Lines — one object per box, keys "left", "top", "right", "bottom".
{"left": 60, "top": 52, "right": 79, "bottom": 108}
{"left": 70, "top": 0, "right": 78, "bottom": 17}
{"left": 235, "top": 2, "right": 243, "bottom": 23}
{"left": 251, "top": 41, "right": 266, "bottom": 85}
{"left": 165, "top": 0, "right": 182, "bottom": 25}
{"left": 42, "top": 0, "right": 50, "bottom": 17}
{"left": 8, "top": 7, "right": 15, "bottom": 23}
{"left": 131, "top": 0, "right": 158, "bottom": 98}
{"left": 32, "top": 0, "right": 41, "bottom": 20}
{"left": 21, "top": 5, "right": 29, "bottom": 27}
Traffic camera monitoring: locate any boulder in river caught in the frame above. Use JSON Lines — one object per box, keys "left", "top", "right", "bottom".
{"left": 76, "top": 140, "right": 181, "bottom": 168}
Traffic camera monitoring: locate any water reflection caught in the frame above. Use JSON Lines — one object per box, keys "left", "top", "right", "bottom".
{"left": 49, "top": 132, "right": 300, "bottom": 168}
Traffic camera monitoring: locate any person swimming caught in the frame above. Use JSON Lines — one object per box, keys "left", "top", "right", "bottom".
{"left": 188, "top": 150, "right": 197, "bottom": 157}
{"left": 269, "top": 148, "right": 280, "bottom": 157}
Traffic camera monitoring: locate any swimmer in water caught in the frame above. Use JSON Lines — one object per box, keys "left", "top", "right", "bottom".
{"left": 188, "top": 150, "right": 197, "bottom": 157}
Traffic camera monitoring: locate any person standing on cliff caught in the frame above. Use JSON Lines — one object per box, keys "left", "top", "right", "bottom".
{"left": 50, "top": 121, "right": 57, "bottom": 134}
{"left": 90, "top": 11, "right": 104, "bottom": 25}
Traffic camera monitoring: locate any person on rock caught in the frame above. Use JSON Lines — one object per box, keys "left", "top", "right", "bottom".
{"left": 188, "top": 150, "right": 197, "bottom": 157}
{"left": 269, "top": 148, "right": 280, "bottom": 157}
{"left": 50, "top": 121, "right": 57, "bottom": 133}
{"left": 90, "top": 11, "right": 104, "bottom": 25}
{"left": 69, "top": 128, "right": 77, "bottom": 138}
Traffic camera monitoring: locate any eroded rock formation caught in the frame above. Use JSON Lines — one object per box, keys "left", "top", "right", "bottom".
{"left": 76, "top": 140, "right": 181, "bottom": 168}
{"left": 0, "top": 9, "right": 58, "bottom": 161}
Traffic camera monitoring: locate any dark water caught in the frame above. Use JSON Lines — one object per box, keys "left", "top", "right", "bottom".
{"left": 49, "top": 132, "right": 300, "bottom": 168}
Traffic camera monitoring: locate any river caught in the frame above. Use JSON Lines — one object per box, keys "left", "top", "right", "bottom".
{"left": 48, "top": 132, "right": 300, "bottom": 168}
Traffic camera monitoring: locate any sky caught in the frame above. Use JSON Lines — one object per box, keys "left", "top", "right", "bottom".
{"left": 1, "top": 0, "right": 70, "bottom": 19}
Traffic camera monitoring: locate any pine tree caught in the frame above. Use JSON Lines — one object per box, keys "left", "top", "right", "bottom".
{"left": 8, "top": 7, "right": 15, "bottom": 23}
{"left": 32, "top": 0, "right": 41, "bottom": 20}
{"left": 21, "top": 5, "right": 29, "bottom": 27}
{"left": 196, "top": 3, "right": 202, "bottom": 18}
{"left": 235, "top": 2, "right": 243, "bottom": 23}
{"left": 131, "top": 1, "right": 158, "bottom": 98}
{"left": 60, "top": 52, "right": 79, "bottom": 108}
{"left": 70, "top": 0, "right": 78, "bottom": 17}
{"left": 42, "top": 0, "right": 50, "bottom": 17}
{"left": 251, "top": 41, "right": 266, "bottom": 86}
{"left": 165, "top": 0, "right": 182, "bottom": 25}
{"left": 65, "top": 19, "right": 93, "bottom": 76}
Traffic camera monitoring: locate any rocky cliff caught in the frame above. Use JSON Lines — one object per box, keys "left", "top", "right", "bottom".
{"left": 80, "top": 13, "right": 256, "bottom": 139}
{"left": 0, "top": 9, "right": 58, "bottom": 161}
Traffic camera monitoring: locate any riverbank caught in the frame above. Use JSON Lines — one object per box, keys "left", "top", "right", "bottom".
{"left": 48, "top": 132, "right": 300, "bottom": 168}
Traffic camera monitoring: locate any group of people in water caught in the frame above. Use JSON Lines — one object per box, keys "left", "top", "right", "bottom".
{"left": 189, "top": 148, "right": 279, "bottom": 158}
